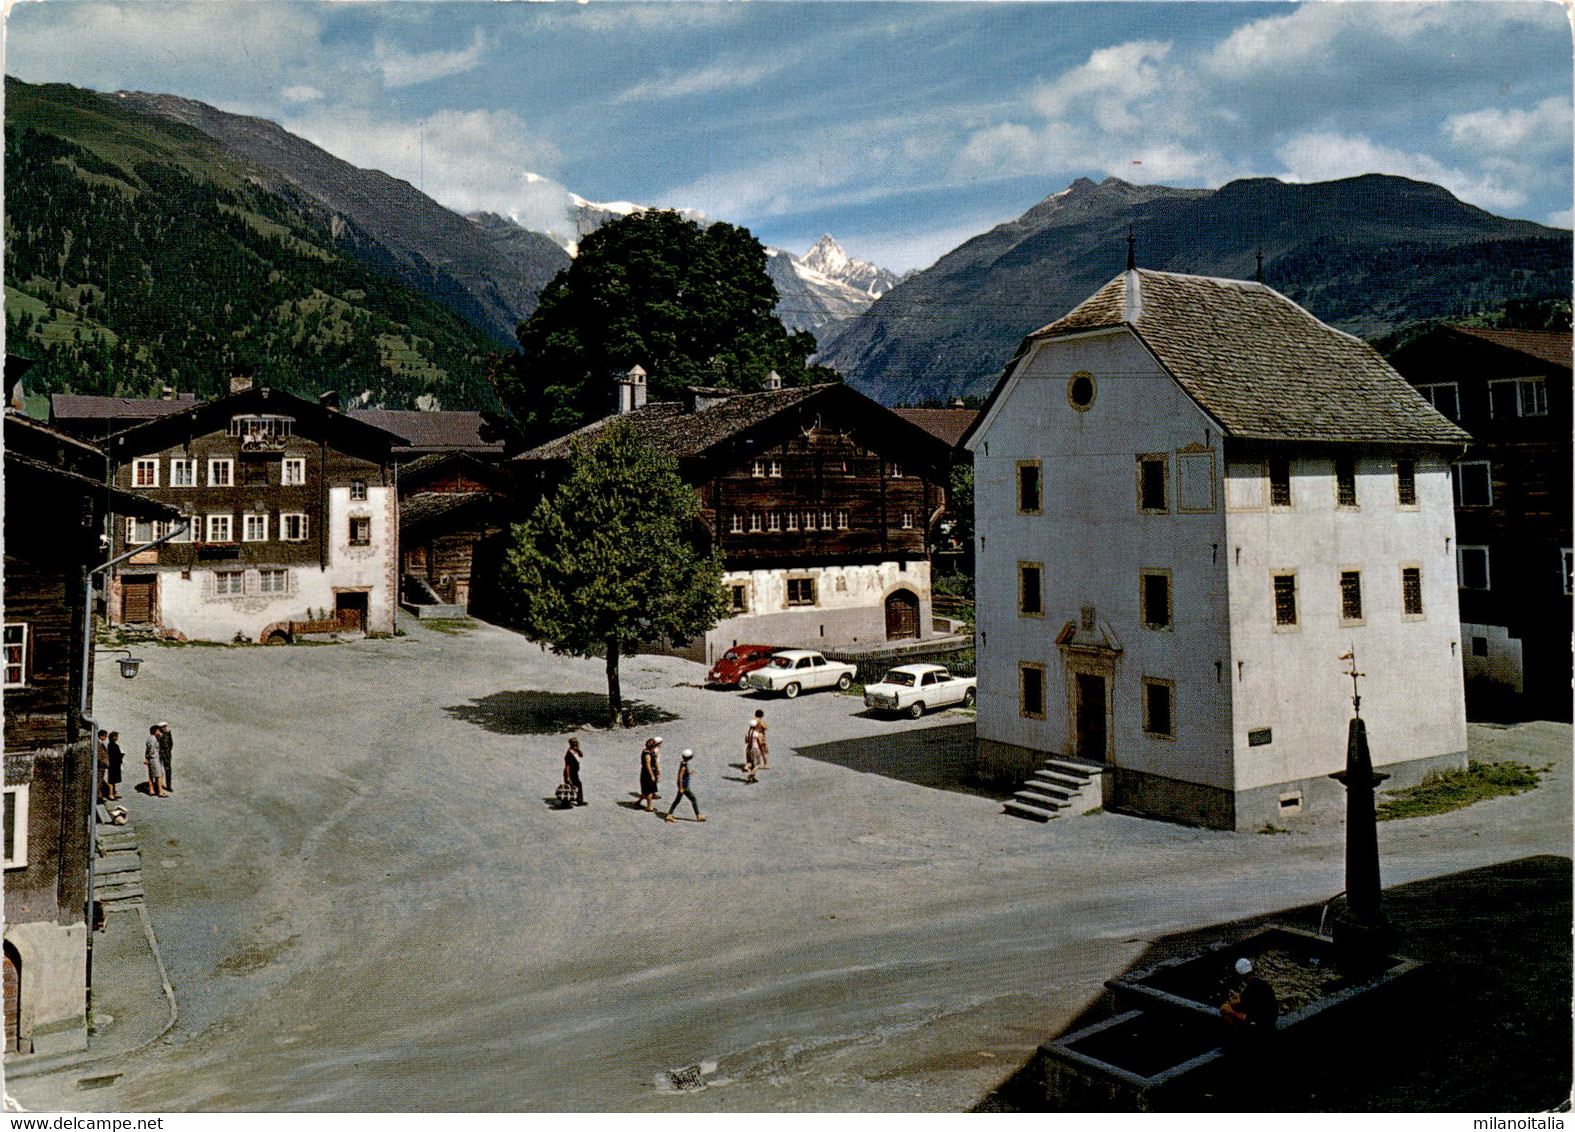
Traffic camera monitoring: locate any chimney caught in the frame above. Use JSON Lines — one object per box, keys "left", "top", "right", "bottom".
{"left": 319, "top": 390, "right": 340, "bottom": 411}
{"left": 617, "top": 365, "right": 648, "bottom": 414}
{"left": 161, "top": 386, "right": 176, "bottom": 401}
{"left": 763, "top": 370, "right": 782, "bottom": 391}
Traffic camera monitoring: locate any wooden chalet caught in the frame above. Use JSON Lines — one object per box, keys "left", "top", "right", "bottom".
{"left": 103, "top": 377, "right": 407, "bottom": 643}
{"left": 515, "top": 379, "right": 956, "bottom": 663}
{"left": 397, "top": 452, "right": 519, "bottom": 619}
{"left": 4, "top": 403, "right": 177, "bottom": 1055}
{"left": 1389, "top": 325, "right": 1572, "bottom": 718}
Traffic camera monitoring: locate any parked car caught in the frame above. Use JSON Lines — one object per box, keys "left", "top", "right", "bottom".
{"left": 863, "top": 664, "right": 976, "bottom": 718}
{"left": 746, "top": 649, "right": 858, "bottom": 698}
{"left": 706, "top": 644, "right": 782, "bottom": 689}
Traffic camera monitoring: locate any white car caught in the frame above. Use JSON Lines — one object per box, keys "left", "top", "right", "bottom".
{"left": 746, "top": 649, "right": 857, "bottom": 698}
{"left": 863, "top": 664, "right": 976, "bottom": 718}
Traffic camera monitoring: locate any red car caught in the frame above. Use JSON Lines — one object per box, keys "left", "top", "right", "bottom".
{"left": 707, "top": 644, "right": 781, "bottom": 689}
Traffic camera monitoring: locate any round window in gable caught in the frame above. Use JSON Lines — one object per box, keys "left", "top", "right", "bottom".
{"left": 1067, "top": 371, "right": 1097, "bottom": 411}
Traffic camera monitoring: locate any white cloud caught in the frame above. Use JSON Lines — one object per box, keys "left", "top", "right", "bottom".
{"left": 284, "top": 107, "right": 566, "bottom": 223}
{"left": 1546, "top": 207, "right": 1574, "bottom": 229}
{"left": 1030, "top": 40, "right": 1172, "bottom": 132}
{"left": 1445, "top": 97, "right": 1573, "bottom": 156}
{"left": 372, "top": 27, "right": 487, "bottom": 89}
{"left": 281, "top": 86, "right": 325, "bottom": 104}
{"left": 1275, "top": 131, "right": 1526, "bottom": 213}
{"left": 612, "top": 56, "right": 794, "bottom": 105}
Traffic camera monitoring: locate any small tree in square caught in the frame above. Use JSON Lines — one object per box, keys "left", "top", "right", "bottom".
{"left": 501, "top": 420, "right": 729, "bottom": 725}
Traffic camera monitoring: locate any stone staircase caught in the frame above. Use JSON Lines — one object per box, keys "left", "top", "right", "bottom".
{"left": 94, "top": 804, "right": 145, "bottom": 912}
{"left": 1002, "top": 757, "right": 1104, "bottom": 822}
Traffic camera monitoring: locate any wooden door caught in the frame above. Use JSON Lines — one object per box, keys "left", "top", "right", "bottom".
{"left": 335, "top": 592, "right": 368, "bottom": 631}
{"left": 1076, "top": 674, "right": 1107, "bottom": 762}
{"left": 5, "top": 943, "right": 20, "bottom": 1053}
{"left": 121, "top": 575, "right": 156, "bottom": 624}
{"left": 885, "top": 589, "right": 920, "bottom": 640}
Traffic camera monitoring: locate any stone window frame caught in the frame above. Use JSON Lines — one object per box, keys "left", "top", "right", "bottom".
{"left": 242, "top": 513, "right": 270, "bottom": 543}
{"left": 1018, "top": 561, "right": 1044, "bottom": 619}
{"left": 169, "top": 458, "right": 196, "bottom": 488}
{"left": 214, "top": 570, "right": 246, "bottom": 597}
{"left": 349, "top": 516, "right": 373, "bottom": 547}
{"left": 208, "top": 458, "right": 234, "bottom": 488}
{"left": 206, "top": 513, "right": 234, "bottom": 544}
{"left": 1268, "top": 456, "right": 1293, "bottom": 509}
{"left": 786, "top": 577, "right": 817, "bottom": 607}
{"left": 730, "top": 584, "right": 749, "bottom": 613}
{"left": 1141, "top": 677, "right": 1176, "bottom": 740}
{"left": 349, "top": 479, "right": 369, "bottom": 502}
{"left": 280, "top": 512, "right": 310, "bottom": 542}
{"left": 1271, "top": 570, "right": 1299, "bottom": 630}
{"left": 1394, "top": 458, "right": 1419, "bottom": 509}
{"left": 1400, "top": 564, "right": 1425, "bottom": 619}
{"left": 1338, "top": 568, "right": 1365, "bottom": 626}
{"left": 1334, "top": 456, "right": 1359, "bottom": 510}
{"left": 1140, "top": 568, "right": 1173, "bottom": 630}
{"left": 282, "top": 458, "right": 307, "bottom": 486}
{"left": 1136, "top": 454, "right": 1169, "bottom": 514}
{"left": 258, "top": 568, "right": 289, "bottom": 595}
{"left": 1016, "top": 460, "right": 1043, "bottom": 515}
{"left": 1019, "top": 662, "right": 1047, "bottom": 720}
{"left": 133, "top": 458, "right": 160, "bottom": 488}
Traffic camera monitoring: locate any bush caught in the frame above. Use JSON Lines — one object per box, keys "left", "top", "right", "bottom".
{"left": 1376, "top": 760, "right": 1544, "bottom": 821}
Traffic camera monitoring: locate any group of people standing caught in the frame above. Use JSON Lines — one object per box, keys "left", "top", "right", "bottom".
{"left": 98, "top": 722, "right": 174, "bottom": 799}
{"left": 561, "top": 709, "right": 771, "bottom": 823}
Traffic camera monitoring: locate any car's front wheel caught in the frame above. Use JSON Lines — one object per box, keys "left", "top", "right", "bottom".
{"left": 783, "top": 682, "right": 801, "bottom": 699}
{"left": 908, "top": 700, "right": 925, "bottom": 719}
{"left": 738, "top": 674, "right": 753, "bottom": 690}
{"left": 836, "top": 673, "right": 852, "bottom": 691}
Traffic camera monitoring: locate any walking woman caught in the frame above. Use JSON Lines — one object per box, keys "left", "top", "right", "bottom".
{"left": 746, "top": 710, "right": 769, "bottom": 772}
{"left": 663, "top": 750, "right": 704, "bottom": 822}
{"left": 638, "top": 737, "right": 662, "bottom": 812}
{"left": 563, "top": 737, "right": 586, "bottom": 806}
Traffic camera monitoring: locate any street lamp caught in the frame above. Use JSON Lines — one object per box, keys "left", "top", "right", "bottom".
{"left": 108, "top": 649, "right": 143, "bottom": 679}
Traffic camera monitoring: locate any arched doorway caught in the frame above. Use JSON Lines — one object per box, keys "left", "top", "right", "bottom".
{"left": 4, "top": 941, "right": 20, "bottom": 1053}
{"left": 885, "top": 589, "right": 920, "bottom": 640}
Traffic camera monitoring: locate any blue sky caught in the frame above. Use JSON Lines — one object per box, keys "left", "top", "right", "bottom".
{"left": 6, "top": 1, "right": 1571, "bottom": 271}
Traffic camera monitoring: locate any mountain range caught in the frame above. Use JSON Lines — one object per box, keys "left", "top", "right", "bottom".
{"left": 817, "top": 174, "right": 1571, "bottom": 403}
{"left": 6, "top": 77, "right": 1569, "bottom": 412}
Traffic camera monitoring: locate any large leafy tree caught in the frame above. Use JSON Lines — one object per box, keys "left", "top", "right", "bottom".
{"left": 501, "top": 420, "right": 730, "bottom": 725}
{"left": 498, "top": 209, "right": 837, "bottom": 442}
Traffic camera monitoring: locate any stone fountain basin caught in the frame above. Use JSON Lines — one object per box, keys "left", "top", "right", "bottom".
{"left": 1041, "top": 1008, "right": 1225, "bottom": 1110}
{"left": 1105, "top": 925, "right": 1423, "bottom": 1030}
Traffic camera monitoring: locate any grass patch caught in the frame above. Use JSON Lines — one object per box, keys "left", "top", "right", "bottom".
{"left": 421, "top": 618, "right": 477, "bottom": 636}
{"left": 1376, "top": 759, "right": 1545, "bottom": 821}
{"left": 841, "top": 683, "right": 866, "bottom": 698}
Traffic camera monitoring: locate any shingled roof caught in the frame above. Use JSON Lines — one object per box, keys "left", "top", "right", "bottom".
{"left": 516, "top": 384, "right": 829, "bottom": 463}
{"left": 347, "top": 409, "right": 505, "bottom": 454}
{"left": 1024, "top": 269, "right": 1471, "bottom": 445}
{"left": 1446, "top": 325, "right": 1572, "bottom": 371}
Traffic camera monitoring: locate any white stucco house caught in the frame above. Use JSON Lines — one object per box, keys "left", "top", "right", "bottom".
{"left": 962, "top": 267, "right": 1473, "bottom": 830}
{"left": 105, "top": 379, "right": 407, "bottom": 642}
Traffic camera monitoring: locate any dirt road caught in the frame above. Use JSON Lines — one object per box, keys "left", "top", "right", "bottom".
{"left": 12, "top": 619, "right": 1570, "bottom": 1111}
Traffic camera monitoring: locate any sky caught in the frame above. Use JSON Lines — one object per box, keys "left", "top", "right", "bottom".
{"left": 5, "top": 0, "right": 1571, "bottom": 273}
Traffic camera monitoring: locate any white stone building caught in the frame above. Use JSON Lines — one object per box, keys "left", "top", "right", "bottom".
{"left": 963, "top": 268, "right": 1472, "bottom": 829}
